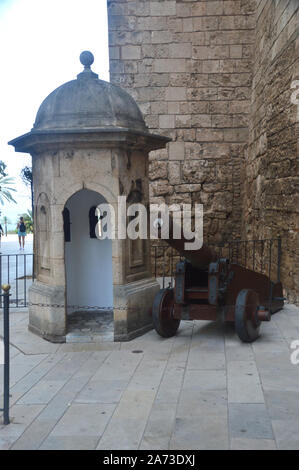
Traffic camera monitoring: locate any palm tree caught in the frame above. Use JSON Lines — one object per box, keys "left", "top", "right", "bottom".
{"left": 2, "top": 216, "right": 10, "bottom": 236}
{"left": 0, "top": 176, "right": 17, "bottom": 205}
{"left": 20, "top": 166, "right": 33, "bottom": 220}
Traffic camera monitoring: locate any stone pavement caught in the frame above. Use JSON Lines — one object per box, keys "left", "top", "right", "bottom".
{"left": 0, "top": 304, "right": 299, "bottom": 450}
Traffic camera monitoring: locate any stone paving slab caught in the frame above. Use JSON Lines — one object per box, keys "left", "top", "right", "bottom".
{"left": 264, "top": 390, "right": 299, "bottom": 420}
{"left": 48, "top": 403, "right": 116, "bottom": 437}
{"left": 96, "top": 389, "right": 157, "bottom": 450}
{"left": 227, "top": 360, "right": 264, "bottom": 404}
{"left": 228, "top": 403, "right": 274, "bottom": 440}
{"left": 155, "top": 365, "right": 185, "bottom": 404}
{"left": 272, "top": 418, "right": 299, "bottom": 450}
{"left": 139, "top": 402, "right": 177, "bottom": 450}
{"left": 1, "top": 304, "right": 299, "bottom": 449}
{"left": 176, "top": 390, "right": 227, "bottom": 419}
{"left": 39, "top": 435, "right": 99, "bottom": 450}
{"left": 170, "top": 415, "right": 229, "bottom": 450}
{"left": 230, "top": 438, "right": 277, "bottom": 450}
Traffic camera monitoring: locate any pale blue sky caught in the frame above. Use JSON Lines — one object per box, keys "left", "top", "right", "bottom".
{"left": 0, "top": 0, "right": 109, "bottom": 228}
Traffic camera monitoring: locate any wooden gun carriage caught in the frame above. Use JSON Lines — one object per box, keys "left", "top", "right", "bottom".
{"left": 152, "top": 218, "right": 284, "bottom": 343}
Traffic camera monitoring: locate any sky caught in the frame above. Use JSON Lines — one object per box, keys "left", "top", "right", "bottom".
{"left": 0, "top": 0, "right": 109, "bottom": 229}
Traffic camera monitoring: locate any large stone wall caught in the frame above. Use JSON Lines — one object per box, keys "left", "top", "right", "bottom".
{"left": 242, "top": 0, "right": 299, "bottom": 302}
{"left": 108, "top": 0, "right": 256, "bottom": 243}
{"left": 107, "top": 0, "right": 299, "bottom": 302}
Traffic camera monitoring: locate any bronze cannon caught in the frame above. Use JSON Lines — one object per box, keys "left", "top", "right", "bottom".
{"left": 152, "top": 216, "right": 284, "bottom": 342}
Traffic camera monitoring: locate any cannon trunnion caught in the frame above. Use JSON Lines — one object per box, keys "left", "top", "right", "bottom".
{"left": 152, "top": 255, "right": 284, "bottom": 343}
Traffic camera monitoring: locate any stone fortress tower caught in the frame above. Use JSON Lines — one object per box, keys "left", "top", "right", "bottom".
{"left": 9, "top": 51, "right": 169, "bottom": 342}
{"left": 107, "top": 0, "right": 299, "bottom": 303}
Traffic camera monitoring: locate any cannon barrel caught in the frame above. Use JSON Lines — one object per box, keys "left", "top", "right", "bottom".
{"left": 155, "top": 213, "right": 218, "bottom": 269}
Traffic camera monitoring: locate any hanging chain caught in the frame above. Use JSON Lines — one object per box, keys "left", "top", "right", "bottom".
{"left": 25, "top": 302, "right": 133, "bottom": 311}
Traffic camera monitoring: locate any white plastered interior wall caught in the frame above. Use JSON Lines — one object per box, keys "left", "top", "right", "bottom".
{"left": 65, "top": 188, "right": 113, "bottom": 313}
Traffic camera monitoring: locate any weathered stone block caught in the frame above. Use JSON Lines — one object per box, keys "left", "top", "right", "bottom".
{"left": 175, "top": 114, "right": 191, "bottom": 128}
{"left": 182, "top": 160, "right": 216, "bottom": 184}
{"left": 168, "top": 141, "right": 185, "bottom": 161}
{"left": 212, "top": 114, "right": 233, "bottom": 128}
{"left": 230, "top": 45, "right": 243, "bottom": 58}
{"left": 191, "top": 114, "right": 212, "bottom": 128}
{"left": 150, "top": 180, "right": 174, "bottom": 196}
{"left": 183, "top": 18, "right": 193, "bottom": 32}
{"left": 150, "top": 1, "right": 176, "bottom": 17}
{"left": 154, "top": 59, "right": 186, "bottom": 73}
{"left": 113, "top": 279, "right": 160, "bottom": 341}
{"left": 175, "top": 183, "right": 202, "bottom": 193}
{"left": 168, "top": 102, "right": 180, "bottom": 114}
{"left": 168, "top": 18, "right": 183, "bottom": 33}
{"left": 149, "top": 160, "right": 168, "bottom": 181}
{"left": 202, "top": 60, "right": 220, "bottom": 73}
{"left": 136, "top": 16, "right": 167, "bottom": 31}
{"left": 109, "top": 46, "right": 120, "bottom": 60}
{"left": 127, "top": 1, "right": 150, "bottom": 16}
{"left": 168, "top": 161, "right": 181, "bottom": 185}
{"left": 151, "top": 101, "right": 167, "bottom": 115}
{"left": 121, "top": 45, "right": 141, "bottom": 60}
{"left": 176, "top": 3, "right": 192, "bottom": 18}
{"left": 169, "top": 73, "right": 192, "bottom": 86}
{"left": 191, "top": 2, "right": 207, "bottom": 17}
{"left": 206, "top": 1, "right": 224, "bottom": 16}
{"left": 29, "top": 282, "right": 66, "bottom": 341}
{"left": 169, "top": 43, "right": 192, "bottom": 58}
{"left": 159, "top": 115, "right": 175, "bottom": 129}
{"left": 194, "top": 16, "right": 219, "bottom": 31}
{"left": 165, "top": 87, "right": 187, "bottom": 101}
{"left": 151, "top": 31, "right": 173, "bottom": 44}
{"left": 187, "top": 87, "right": 218, "bottom": 100}
{"left": 196, "top": 129, "right": 224, "bottom": 142}
{"left": 223, "top": 1, "right": 241, "bottom": 15}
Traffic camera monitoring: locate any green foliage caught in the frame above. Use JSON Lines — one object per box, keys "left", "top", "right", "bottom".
{"left": 1, "top": 216, "right": 11, "bottom": 236}
{"left": 2, "top": 216, "right": 11, "bottom": 224}
{"left": 20, "top": 166, "right": 34, "bottom": 222}
{"left": 0, "top": 161, "right": 7, "bottom": 177}
{"left": 20, "top": 166, "right": 32, "bottom": 187}
{"left": 0, "top": 175, "right": 17, "bottom": 205}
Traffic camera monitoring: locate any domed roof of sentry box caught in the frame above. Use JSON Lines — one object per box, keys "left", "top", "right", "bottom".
{"left": 33, "top": 51, "right": 147, "bottom": 132}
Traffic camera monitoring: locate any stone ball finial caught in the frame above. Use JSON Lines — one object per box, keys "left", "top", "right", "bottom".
{"left": 80, "top": 51, "right": 94, "bottom": 69}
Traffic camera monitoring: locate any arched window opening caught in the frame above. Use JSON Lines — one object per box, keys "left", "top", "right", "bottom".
{"left": 89, "top": 206, "right": 102, "bottom": 239}
{"left": 63, "top": 207, "right": 71, "bottom": 242}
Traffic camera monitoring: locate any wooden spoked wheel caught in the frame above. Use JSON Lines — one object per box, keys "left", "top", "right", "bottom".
{"left": 235, "top": 289, "right": 261, "bottom": 343}
{"left": 152, "top": 288, "right": 180, "bottom": 338}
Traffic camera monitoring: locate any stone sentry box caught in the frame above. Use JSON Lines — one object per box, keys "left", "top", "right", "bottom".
{"left": 9, "top": 51, "right": 169, "bottom": 342}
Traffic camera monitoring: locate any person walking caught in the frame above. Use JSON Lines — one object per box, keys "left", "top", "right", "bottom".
{"left": 17, "top": 216, "right": 26, "bottom": 250}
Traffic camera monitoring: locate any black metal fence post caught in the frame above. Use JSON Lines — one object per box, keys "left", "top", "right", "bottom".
{"left": 1, "top": 284, "right": 10, "bottom": 425}
{"left": 2, "top": 284, "right": 10, "bottom": 424}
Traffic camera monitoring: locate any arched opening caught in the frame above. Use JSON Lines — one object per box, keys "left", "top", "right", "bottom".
{"left": 64, "top": 189, "right": 113, "bottom": 341}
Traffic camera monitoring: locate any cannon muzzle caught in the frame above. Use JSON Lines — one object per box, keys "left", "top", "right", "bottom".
{"left": 154, "top": 213, "right": 217, "bottom": 269}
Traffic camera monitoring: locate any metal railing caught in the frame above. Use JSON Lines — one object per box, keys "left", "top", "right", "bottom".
{"left": 151, "top": 237, "right": 282, "bottom": 288}
{"left": 0, "top": 253, "right": 33, "bottom": 308}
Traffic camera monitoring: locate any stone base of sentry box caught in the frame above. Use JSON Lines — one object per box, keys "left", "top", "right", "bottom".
{"left": 113, "top": 277, "right": 160, "bottom": 341}
{"left": 28, "top": 281, "right": 66, "bottom": 343}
